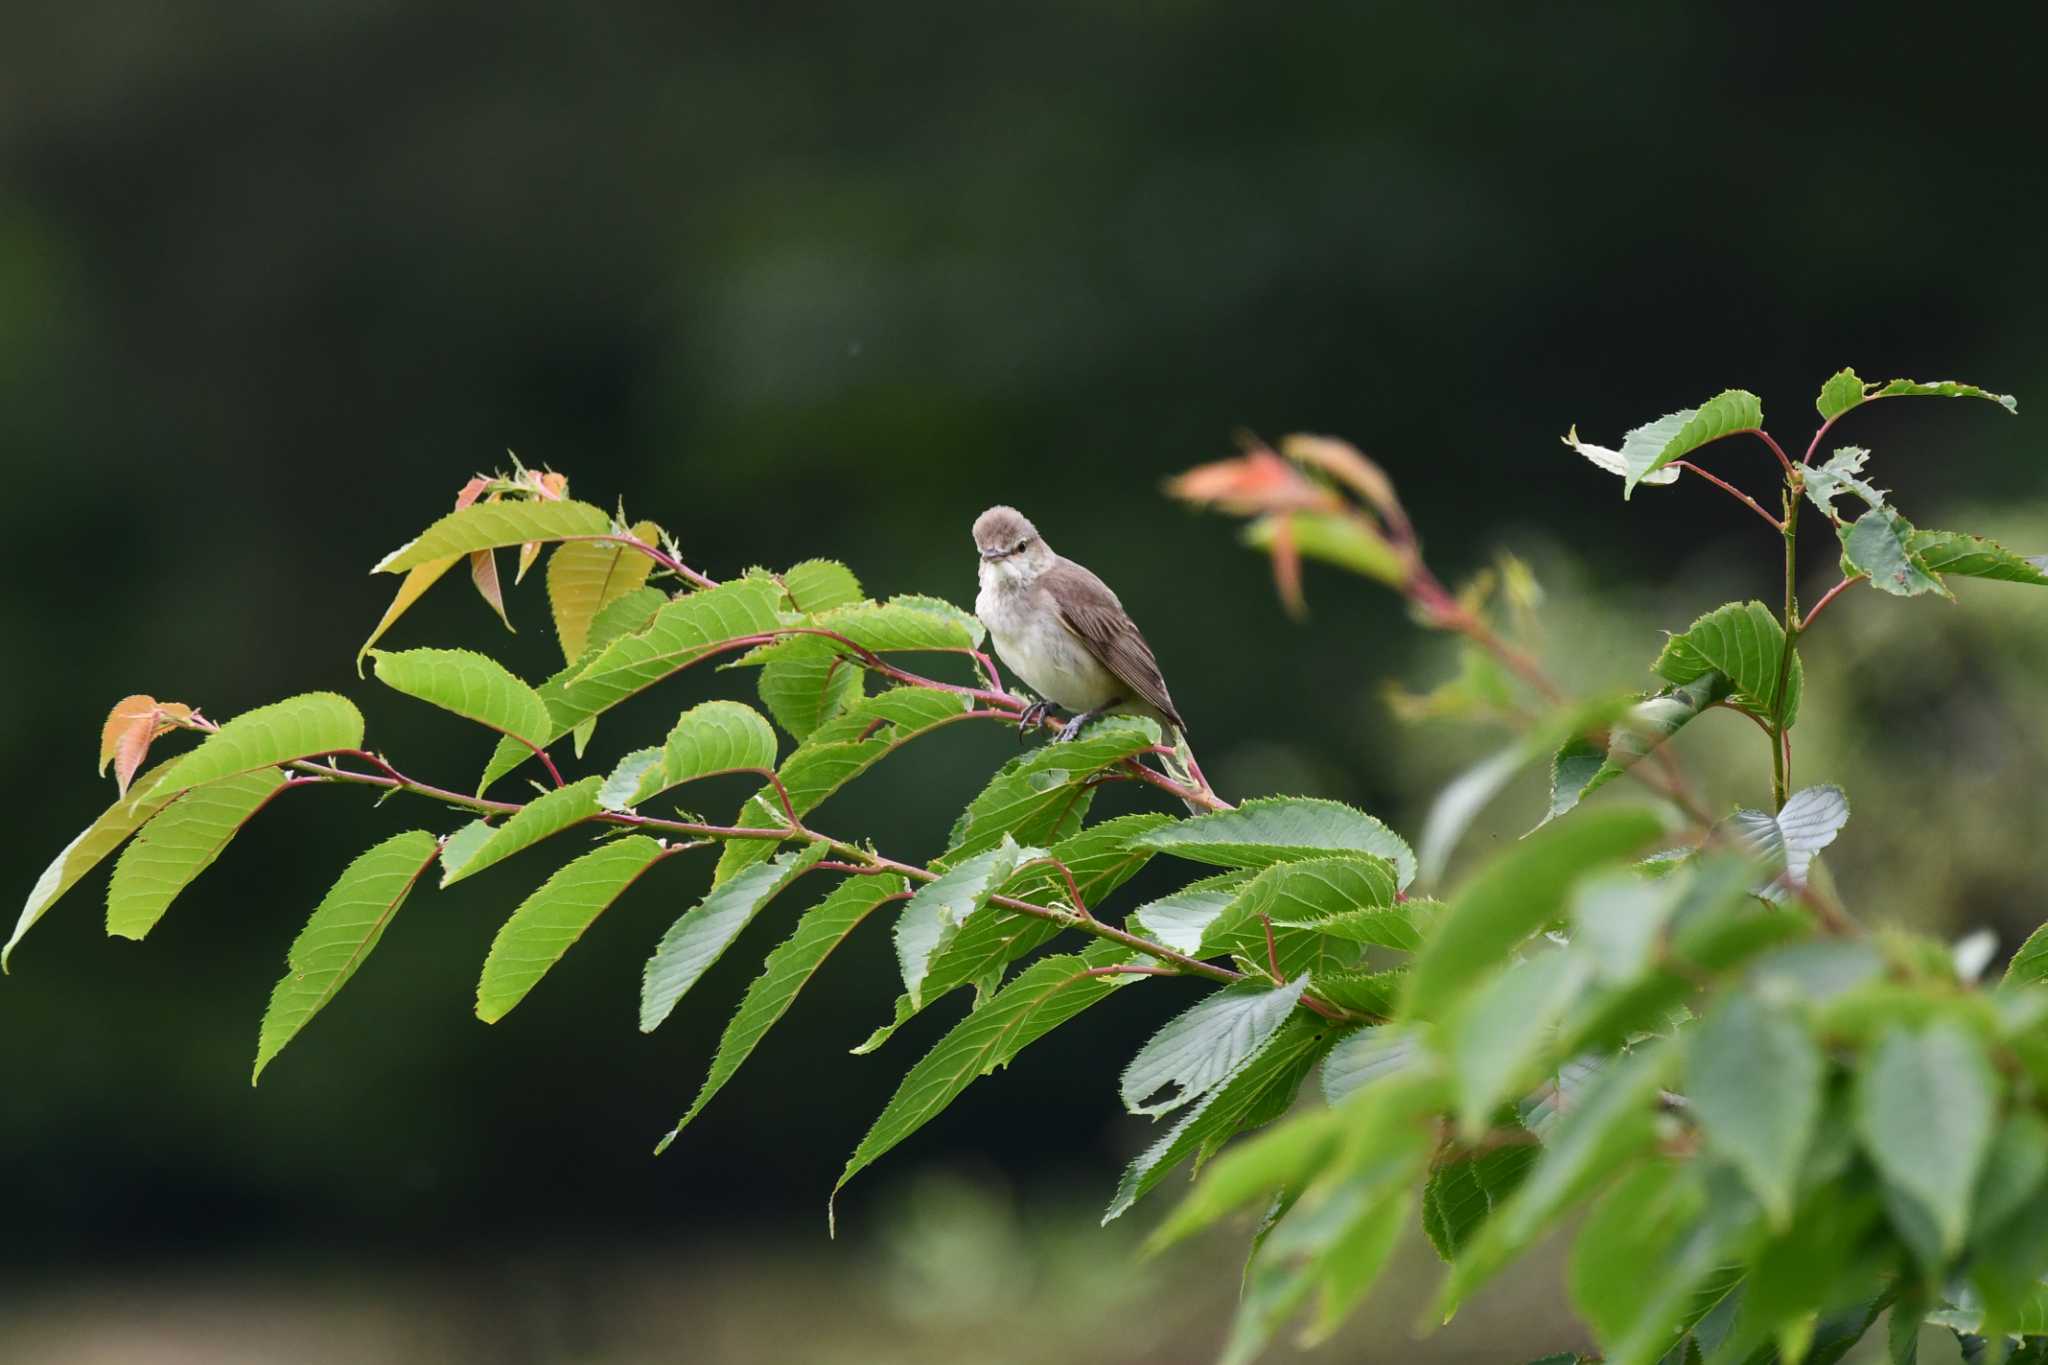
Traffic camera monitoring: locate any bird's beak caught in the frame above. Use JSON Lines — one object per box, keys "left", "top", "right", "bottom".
{"left": 979, "top": 547, "right": 1003, "bottom": 561}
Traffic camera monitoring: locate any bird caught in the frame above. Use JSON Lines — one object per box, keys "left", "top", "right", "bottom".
{"left": 972, "top": 505, "right": 1189, "bottom": 746}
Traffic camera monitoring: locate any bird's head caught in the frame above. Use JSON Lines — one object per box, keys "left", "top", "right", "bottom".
{"left": 973, "top": 505, "right": 1053, "bottom": 584}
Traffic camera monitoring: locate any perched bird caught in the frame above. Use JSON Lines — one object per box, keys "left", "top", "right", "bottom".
{"left": 972, "top": 505, "right": 1189, "bottom": 744}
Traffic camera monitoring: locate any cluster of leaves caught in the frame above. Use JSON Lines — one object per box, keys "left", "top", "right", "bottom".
{"left": 12, "top": 365, "right": 2048, "bottom": 1363}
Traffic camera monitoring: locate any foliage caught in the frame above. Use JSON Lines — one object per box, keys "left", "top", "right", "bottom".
{"left": 12, "top": 370, "right": 2048, "bottom": 1362}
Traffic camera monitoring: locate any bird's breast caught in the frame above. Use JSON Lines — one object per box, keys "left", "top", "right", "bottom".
{"left": 976, "top": 582, "right": 1121, "bottom": 711}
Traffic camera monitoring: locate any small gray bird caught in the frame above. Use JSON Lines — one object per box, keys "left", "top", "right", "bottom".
{"left": 972, "top": 505, "right": 1188, "bottom": 744}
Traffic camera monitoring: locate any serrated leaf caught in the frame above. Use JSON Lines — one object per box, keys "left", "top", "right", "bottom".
{"left": 1865, "top": 377, "right": 2017, "bottom": 413}
{"left": 639, "top": 843, "right": 830, "bottom": 1032}
{"left": 1404, "top": 806, "right": 1662, "bottom": 1020}
{"left": 597, "top": 748, "right": 663, "bottom": 811}
{"left": 1804, "top": 446, "right": 1887, "bottom": 518}
{"left": 1561, "top": 427, "right": 1682, "bottom": 487}
{"left": 1855, "top": 1022, "right": 1999, "bottom": 1260}
{"left": 106, "top": 768, "right": 288, "bottom": 939}
{"left": 1721, "top": 784, "right": 1849, "bottom": 896}
{"left": 475, "top": 835, "right": 668, "bottom": 1023}
{"left": 853, "top": 814, "right": 1171, "bottom": 1054}
{"left": 1687, "top": 993, "right": 1822, "bottom": 1228}
{"left": 2007, "top": 922, "right": 2048, "bottom": 987}
{"left": 252, "top": 830, "right": 438, "bottom": 1081}
{"left": 895, "top": 836, "right": 1038, "bottom": 1007}
{"left": 1906, "top": 529, "right": 2048, "bottom": 587}
{"left": 1841, "top": 507, "right": 1951, "bottom": 599}
{"left": 358, "top": 559, "right": 462, "bottom": 669}
{"left": 1599, "top": 390, "right": 1764, "bottom": 498}
{"left": 837, "top": 943, "right": 1142, "bottom": 1216}
{"left": 1440, "top": 1040, "right": 1673, "bottom": 1314}
{"left": 942, "top": 718, "right": 1157, "bottom": 863}
{"left": 1197, "top": 856, "right": 1406, "bottom": 959}
{"left": 544, "top": 519, "right": 661, "bottom": 663}
{"left": 1545, "top": 677, "right": 1729, "bottom": 825}
{"left": 739, "top": 595, "right": 986, "bottom": 665}
{"left": 440, "top": 777, "right": 605, "bottom": 886}
{"left": 1654, "top": 602, "right": 1804, "bottom": 725}
{"left": 710, "top": 688, "right": 981, "bottom": 886}
{"left": 99, "top": 694, "right": 183, "bottom": 797}
{"left": 777, "top": 559, "right": 864, "bottom": 613}
{"left": 756, "top": 644, "right": 864, "bottom": 739}
{"left": 1121, "top": 975, "right": 1311, "bottom": 1118}
{"left": 1147, "top": 1107, "right": 1346, "bottom": 1254}
{"left": 1443, "top": 947, "right": 1595, "bottom": 1139}
{"left": 571, "top": 576, "right": 788, "bottom": 703}
{"left": 8, "top": 758, "right": 184, "bottom": 971}
{"left": 1127, "top": 871, "right": 1255, "bottom": 954}
{"left": 643, "top": 700, "right": 780, "bottom": 803}
{"left": 1422, "top": 1143, "right": 1538, "bottom": 1262}
{"left": 1320, "top": 1026, "right": 1420, "bottom": 1103}
{"left": 1103, "top": 1014, "right": 1335, "bottom": 1224}
{"left": 1816, "top": 368, "right": 1867, "bottom": 422}
{"left": 369, "top": 648, "right": 552, "bottom": 748}
{"left": 656, "top": 873, "right": 904, "bottom": 1151}
{"left": 468, "top": 546, "right": 511, "bottom": 631}
{"left": 373, "top": 499, "right": 612, "bottom": 573}
{"left": 153, "top": 694, "right": 364, "bottom": 801}
{"left": 1131, "top": 797, "right": 1417, "bottom": 889}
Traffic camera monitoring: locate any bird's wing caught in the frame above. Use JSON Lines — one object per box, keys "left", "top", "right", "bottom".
{"left": 1042, "top": 560, "right": 1187, "bottom": 732}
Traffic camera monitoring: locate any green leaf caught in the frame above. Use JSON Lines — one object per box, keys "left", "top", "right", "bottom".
{"left": 1103, "top": 1014, "right": 1334, "bottom": 1224}
{"left": 1146, "top": 1106, "right": 1347, "bottom": 1253}
{"left": 1321, "top": 1025, "right": 1419, "bottom": 1103}
{"left": 739, "top": 595, "right": 985, "bottom": 664}
{"left": 852, "top": 814, "right": 1171, "bottom": 1054}
{"left": 1842, "top": 508, "right": 1951, "bottom": 599}
{"left": 1816, "top": 368, "right": 1868, "bottom": 422}
{"left": 1687, "top": 993, "right": 1823, "bottom": 1228}
{"left": 1867, "top": 377, "right": 2018, "bottom": 412}
{"left": 440, "top": 777, "right": 605, "bottom": 886}
{"left": 756, "top": 645, "right": 864, "bottom": 740}
{"left": 1243, "top": 509, "right": 1407, "bottom": 588}
{"left": 1403, "top": 806, "right": 1663, "bottom": 1020}
{"left": 1546, "top": 678, "right": 1730, "bottom": 824}
{"left": 1804, "top": 446, "right": 1887, "bottom": 518}
{"left": 1721, "top": 784, "right": 1850, "bottom": 895}
{"left": 252, "top": 830, "right": 439, "bottom": 1081}
{"left": 777, "top": 559, "right": 864, "bottom": 613}
{"left": 1569, "top": 1159, "right": 1700, "bottom": 1347}
{"left": 836, "top": 944, "right": 1143, "bottom": 1217}
{"left": 2006, "top": 922, "right": 2048, "bottom": 987}
{"left": 1422, "top": 1143, "right": 1538, "bottom": 1262}
{"left": 1593, "top": 389, "right": 1764, "bottom": 498}
{"left": 1126, "top": 872, "right": 1254, "bottom": 955}
{"left": 1197, "top": 856, "right": 1405, "bottom": 957}
{"left": 1441, "top": 1040, "right": 1673, "bottom": 1313}
{"left": 154, "top": 694, "right": 364, "bottom": 800}
{"left": 106, "top": 768, "right": 288, "bottom": 939}
{"left": 657, "top": 700, "right": 780, "bottom": 797}
{"left": 474, "top": 835, "right": 668, "bottom": 1023}
{"left": 543, "top": 520, "right": 661, "bottom": 663}
{"left": 8, "top": 758, "right": 184, "bottom": 970}
{"left": 1654, "top": 602, "right": 1803, "bottom": 725}
{"left": 710, "top": 688, "right": 981, "bottom": 885}
{"left": 368, "top": 648, "right": 552, "bottom": 749}
{"left": 1122, "top": 975, "right": 1312, "bottom": 1118}
{"left": 1131, "top": 797, "right": 1417, "bottom": 889}
{"left": 1906, "top": 529, "right": 2048, "bottom": 587}
{"left": 1855, "top": 1021, "right": 1999, "bottom": 1261}
{"left": 894, "top": 836, "right": 1039, "bottom": 1007}
{"left": 639, "top": 843, "right": 829, "bottom": 1031}
{"left": 373, "top": 499, "right": 612, "bottom": 573}
{"left": 1443, "top": 947, "right": 1595, "bottom": 1139}
{"left": 942, "top": 718, "right": 1157, "bottom": 862}
{"left": 1972, "top": 1112, "right": 2048, "bottom": 1237}
{"left": 1570, "top": 869, "right": 1685, "bottom": 984}
{"left": 655, "top": 872, "right": 905, "bottom": 1151}
{"left": 571, "top": 574, "right": 788, "bottom": 699}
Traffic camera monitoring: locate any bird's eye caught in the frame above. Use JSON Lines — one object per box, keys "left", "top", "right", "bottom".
{"left": 1014, "top": 539, "right": 1027, "bottom": 553}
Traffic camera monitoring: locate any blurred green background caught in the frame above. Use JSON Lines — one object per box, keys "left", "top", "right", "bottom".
{"left": 4, "top": 3, "right": 2045, "bottom": 1361}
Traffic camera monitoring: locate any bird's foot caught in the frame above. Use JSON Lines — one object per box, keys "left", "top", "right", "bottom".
{"left": 1054, "top": 709, "right": 1100, "bottom": 744}
{"left": 1016, "top": 700, "right": 1053, "bottom": 740}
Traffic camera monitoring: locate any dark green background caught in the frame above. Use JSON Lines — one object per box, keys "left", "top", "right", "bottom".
{"left": 3, "top": 3, "right": 2044, "bottom": 1358}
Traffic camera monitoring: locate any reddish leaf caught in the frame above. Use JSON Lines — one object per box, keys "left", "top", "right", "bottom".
{"left": 1281, "top": 434, "right": 1407, "bottom": 530}
{"left": 469, "top": 549, "right": 515, "bottom": 631}
{"left": 1264, "top": 514, "right": 1306, "bottom": 619}
{"left": 99, "top": 696, "right": 196, "bottom": 796}
{"left": 518, "top": 471, "right": 570, "bottom": 581}
{"left": 1165, "top": 450, "right": 1336, "bottom": 516}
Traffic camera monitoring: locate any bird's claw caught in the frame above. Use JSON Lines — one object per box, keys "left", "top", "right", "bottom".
{"left": 1054, "top": 712, "right": 1091, "bottom": 744}
{"left": 1017, "top": 700, "right": 1052, "bottom": 740}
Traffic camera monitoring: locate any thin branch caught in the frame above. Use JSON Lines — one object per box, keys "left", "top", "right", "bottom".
{"left": 558, "top": 533, "right": 718, "bottom": 590}
{"left": 1261, "top": 913, "right": 1283, "bottom": 984}
{"left": 1020, "top": 854, "right": 1093, "bottom": 920}
{"left": 1080, "top": 964, "right": 1180, "bottom": 979}
{"left": 1801, "top": 573, "right": 1865, "bottom": 630}
{"left": 1669, "top": 461, "right": 1784, "bottom": 532}
{"left": 1747, "top": 428, "right": 1798, "bottom": 476}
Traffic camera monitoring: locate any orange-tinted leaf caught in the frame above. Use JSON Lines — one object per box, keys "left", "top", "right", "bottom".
{"left": 100, "top": 697, "right": 196, "bottom": 797}
{"left": 1282, "top": 434, "right": 1405, "bottom": 528}
{"left": 1265, "top": 514, "right": 1306, "bottom": 618}
{"left": 99, "top": 695, "right": 157, "bottom": 776}
{"left": 1164, "top": 450, "right": 1335, "bottom": 516}
{"left": 469, "top": 549, "right": 515, "bottom": 630}
{"left": 518, "top": 471, "right": 570, "bottom": 581}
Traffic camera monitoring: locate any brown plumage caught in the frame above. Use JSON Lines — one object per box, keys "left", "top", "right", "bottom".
{"left": 1038, "top": 560, "right": 1187, "bottom": 734}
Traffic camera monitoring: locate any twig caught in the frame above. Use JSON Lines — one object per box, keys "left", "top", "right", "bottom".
{"left": 1669, "top": 461, "right": 1784, "bottom": 532}
{"left": 1801, "top": 573, "right": 1864, "bottom": 629}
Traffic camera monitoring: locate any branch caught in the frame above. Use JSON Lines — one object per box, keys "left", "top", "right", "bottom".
{"left": 1669, "top": 461, "right": 1784, "bottom": 532}
{"left": 1801, "top": 574, "right": 1865, "bottom": 630}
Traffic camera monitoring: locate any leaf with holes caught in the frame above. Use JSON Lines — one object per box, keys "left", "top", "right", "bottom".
{"left": 1127, "top": 872, "right": 1256, "bottom": 955}
{"left": 1841, "top": 507, "right": 1950, "bottom": 599}
{"left": 106, "top": 768, "right": 288, "bottom": 939}
{"left": 1804, "top": 447, "right": 1887, "bottom": 518}
{"left": 657, "top": 873, "right": 905, "bottom": 1151}
{"left": 475, "top": 835, "right": 668, "bottom": 1023}
{"left": 639, "top": 843, "right": 830, "bottom": 1032}
{"left": 253, "top": 830, "right": 439, "bottom": 1082}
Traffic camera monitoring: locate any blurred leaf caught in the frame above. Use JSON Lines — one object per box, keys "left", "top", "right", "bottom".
{"left": 1146, "top": 1107, "right": 1346, "bottom": 1253}
{"left": 154, "top": 693, "right": 364, "bottom": 800}
{"left": 1855, "top": 1022, "right": 1999, "bottom": 1261}
{"left": 837, "top": 943, "right": 1144, "bottom": 1220}
{"left": 1321, "top": 1025, "right": 1420, "bottom": 1104}
{"left": 476, "top": 835, "right": 668, "bottom": 1023}
{"left": 1841, "top": 508, "right": 1951, "bottom": 599}
{"left": 1546, "top": 681, "right": 1725, "bottom": 825}
{"left": 657, "top": 872, "right": 905, "bottom": 1151}
{"left": 1121, "top": 975, "right": 1310, "bottom": 1118}
{"left": 1569, "top": 1159, "right": 1700, "bottom": 1347}
{"left": 895, "top": 836, "right": 1038, "bottom": 1008}
{"left": 1423, "top": 1142, "right": 1538, "bottom": 1262}
{"left": 1654, "top": 602, "right": 1803, "bottom": 725}
{"left": 1687, "top": 993, "right": 1823, "bottom": 1227}
{"left": 638, "top": 843, "right": 829, "bottom": 1031}
{"left": 373, "top": 499, "right": 611, "bottom": 573}
{"left": 1722, "top": 785, "right": 1850, "bottom": 895}
{"left": 1906, "top": 529, "right": 2048, "bottom": 587}
{"left": 1403, "top": 806, "right": 1662, "bottom": 1020}
{"left": 106, "top": 768, "right": 288, "bottom": 939}
{"left": 369, "top": 648, "right": 552, "bottom": 748}
{"left": 544, "top": 518, "right": 661, "bottom": 662}
{"left": 7, "top": 757, "right": 183, "bottom": 970}
{"left": 1243, "top": 510, "right": 1407, "bottom": 590}
{"left": 440, "top": 777, "right": 603, "bottom": 886}
{"left": 1104, "top": 1014, "right": 1333, "bottom": 1224}
{"left": 1571, "top": 869, "right": 1684, "bottom": 983}
{"left": 252, "top": 830, "right": 439, "bottom": 1082}
{"left": 1131, "top": 797, "right": 1417, "bottom": 888}
{"left": 1444, "top": 947, "right": 1594, "bottom": 1138}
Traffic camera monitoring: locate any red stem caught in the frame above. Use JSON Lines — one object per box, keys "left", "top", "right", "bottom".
{"left": 1669, "top": 461, "right": 1784, "bottom": 532}
{"left": 1802, "top": 574, "right": 1865, "bottom": 629}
